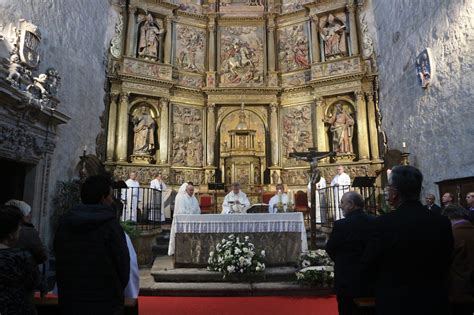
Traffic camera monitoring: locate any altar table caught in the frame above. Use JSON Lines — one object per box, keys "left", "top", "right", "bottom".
{"left": 168, "top": 213, "right": 308, "bottom": 267}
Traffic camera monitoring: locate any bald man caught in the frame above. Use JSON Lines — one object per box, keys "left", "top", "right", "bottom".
{"left": 326, "top": 192, "right": 374, "bottom": 315}
{"left": 423, "top": 193, "right": 442, "bottom": 215}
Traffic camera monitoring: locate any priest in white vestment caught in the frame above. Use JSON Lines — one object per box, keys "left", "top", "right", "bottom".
{"left": 307, "top": 176, "right": 327, "bottom": 223}
{"left": 121, "top": 172, "right": 140, "bottom": 221}
{"left": 330, "top": 165, "right": 351, "bottom": 220}
{"left": 268, "top": 184, "right": 289, "bottom": 213}
{"left": 174, "top": 182, "right": 201, "bottom": 215}
{"left": 222, "top": 182, "right": 250, "bottom": 214}
{"left": 150, "top": 172, "right": 167, "bottom": 221}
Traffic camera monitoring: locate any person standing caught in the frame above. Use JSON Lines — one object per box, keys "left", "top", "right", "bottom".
{"left": 364, "top": 165, "right": 453, "bottom": 315}
{"left": 442, "top": 192, "right": 455, "bottom": 208}
{"left": 222, "top": 182, "right": 250, "bottom": 214}
{"left": 150, "top": 172, "right": 167, "bottom": 221}
{"left": 465, "top": 192, "right": 474, "bottom": 223}
{"left": 150, "top": 172, "right": 167, "bottom": 191}
{"left": 423, "top": 193, "right": 442, "bottom": 215}
{"left": 308, "top": 176, "right": 327, "bottom": 223}
{"left": 331, "top": 165, "right": 351, "bottom": 220}
{"left": 268, "top": 184, "right": 289, "bottom": 213}
{"left": 326, "top": 192, "right": 375, "bottom": 315}
{"left": 174, "top": 182, "right": 201, "bottom": 215}
{"left": 54, "top": 175, "right": 130, "bottom": 315}
{"left": 122, "top": 172, "right": 140, "bottom": 221}
{"left": 0, "top": 205, "right": 39, "bottom": 315}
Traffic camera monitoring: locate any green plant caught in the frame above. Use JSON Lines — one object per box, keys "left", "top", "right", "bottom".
{"left": 296, "top": 250, "right": 334, "bottom": 286}
{"left": 121, "top": 220, "right": 140, "bottom": 239}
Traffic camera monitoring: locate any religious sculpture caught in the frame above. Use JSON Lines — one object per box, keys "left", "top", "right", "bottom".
{"left": 416, "top": 48, "right": 433, "bottom": 88}
{"left": 323, "top": 103, "right": 354, "bottom": 154}
{"left": 278, "top": 24, "right": 310, "bottom": 72}
{"left": 132, "top": 107, "right": 156, "bottom": 155}
{"left": 6, "top": 54, "right": 22, "bottom": 88}
{"left": 138, "top": 13, "right": 163, "bottom": 61}
{"left": 282, "top": 105, "right": 312, "bottom": 161}
{"left": 171, "top": 105, "right": 203, "bottom": 166}
{"left": 176, "top": 25, "right": 206, "bottom": 72}
{"left": 320, "top": 14, "right": 347, "bottom": 59}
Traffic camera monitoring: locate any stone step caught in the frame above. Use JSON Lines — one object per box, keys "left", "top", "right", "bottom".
{"left": 152, "top": 245, "right": 169, "bottom": 256}
{"left": 140, "top": 281, "right": 333, "bottom": 297}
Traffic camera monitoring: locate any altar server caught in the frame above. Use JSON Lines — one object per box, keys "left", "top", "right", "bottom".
{"left": 150, "top": 172, "right": 167, "bottom": 221}
{"left": 174, "top": 182, "right": 201, "bottom": 215}
{"left": 121, "top": 172, "right": 140, "bottom": 221}
{"left": 307, "top": 176, "right": 327, "bottom": 223}
{"left": 331, "top": 165, "right": 351, "bottom": 220}
{"left": 222, "top": 182, "right": 250, "bottom": 214}
{"left": 268, "top": 184, "right": 289, "bottom": 213}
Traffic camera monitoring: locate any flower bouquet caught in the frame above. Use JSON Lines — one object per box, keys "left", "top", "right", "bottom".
{"left": 296, "top": 249, "right": 334, "bottom": 287}
{"left": 207, "top": 234, "right": 266, "bottom": 280}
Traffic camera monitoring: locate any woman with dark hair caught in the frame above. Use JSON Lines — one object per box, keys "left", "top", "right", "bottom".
{"left": 0, "top": 205, "right": 39, "bottom": 315}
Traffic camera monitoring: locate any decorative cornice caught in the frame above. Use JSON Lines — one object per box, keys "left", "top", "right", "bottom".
{"left": 176, "top": 10, "right": 207, "bottom": 21}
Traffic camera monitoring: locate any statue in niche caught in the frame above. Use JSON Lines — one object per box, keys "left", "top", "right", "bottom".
{"left": 271, "top": 171, "right": 280, "bottom": 184}
{"left": 132, "top": 107, "right": 156, "bottom": 155}
{"left": 320, "top": 14, "right": 347, "bottom": 58}
{"left": 138, "top": 13, "right": 163, "bottom": 60}
{"left": 254, "top": 167, "right": 260, "bottom": 184}
{"left": 323, "top": 103, "right": 354, "bottom": 154}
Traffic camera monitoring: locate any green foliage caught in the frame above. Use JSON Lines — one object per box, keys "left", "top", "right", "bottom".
{"left": 296, "top": 250, "right": 334, "bottom": 286}
{"left": 120, "top": 221, "right": 140, "bottom": 239}
{"left": 207, "top": 234, "right": 266, "bottom": 279}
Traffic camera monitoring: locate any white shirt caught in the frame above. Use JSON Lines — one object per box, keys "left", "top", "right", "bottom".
{"left": 331, "top": 172, "right": 351, "bottom": 187}
{"left": 124, "top": 233, "right": 139, "bottom": 298}
{"left": 125, "top": 179, "right": 140, "bottom": 197}
{"left": 174, "top": 193, "right": 201, "bottom": 215}
{"left": 150, "top": 179, "right": 167, "bottom": 191}
{"left": 307, "top": 177, "right": 327, "bottom": 192}
{"left": 222, "top": 191, "right": 250, "bottom": 214}
{"left": 268, "top": 193, "right": 289, "bottom": 213}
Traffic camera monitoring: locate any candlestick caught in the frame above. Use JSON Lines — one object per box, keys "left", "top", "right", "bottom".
{"left": 83, "top": 145, "right": 87, "bottom": 157}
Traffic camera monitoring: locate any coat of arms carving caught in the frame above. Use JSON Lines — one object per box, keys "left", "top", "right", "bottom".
{"left": 18, "top": 20, "right": 41, "bottom": 69}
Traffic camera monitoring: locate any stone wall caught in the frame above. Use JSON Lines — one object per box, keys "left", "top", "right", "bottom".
{"left": 368, "top": 0, "right": 474, "bottom": 196}
{"left": 0, "top": 0, "right": 118, "bottom": 244}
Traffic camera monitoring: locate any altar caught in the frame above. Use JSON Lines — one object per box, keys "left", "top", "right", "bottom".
{"left": 168, "top": 213, "right": 308, "bottom": 267}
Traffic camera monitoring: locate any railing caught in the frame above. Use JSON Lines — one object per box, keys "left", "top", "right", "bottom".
{"left": 113, "top": 187, "right": 163, "bottom": 231}
{"left": 311, "top": 185, "right": 386, "bottom": 228}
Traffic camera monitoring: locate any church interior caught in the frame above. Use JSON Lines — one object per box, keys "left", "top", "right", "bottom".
{"left": 0, "top": 0, "right": 472, "bottom": 314}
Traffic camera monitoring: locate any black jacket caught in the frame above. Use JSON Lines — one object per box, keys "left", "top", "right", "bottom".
{"left": 54, "top": 204, "right": 130, "bottom": 315}
{"left": 326, "top": 209, "right": 375, "bottom": 297}
{"left": 423, "top": 203, "right": 442, "bottom": 215}
{"left": 364, "top": 200, "right": 454, "bottom": 315}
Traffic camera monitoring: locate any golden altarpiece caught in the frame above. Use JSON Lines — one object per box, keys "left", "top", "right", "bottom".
{"left": 105, "top": 0, "right": 383, "bottom": 210}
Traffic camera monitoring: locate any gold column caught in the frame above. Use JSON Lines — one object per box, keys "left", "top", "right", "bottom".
{"left": 347, "top": 3, "right": 359, "bottom": 56}
{"left": 310, "top": 15, "right": 321, "bottom": 63}
{"left": 106, "top": 93, "right": 119, "bottom": 162}
{"left": 315, "top": 98, "right": 328, "bottom": 151}
{"left": 366, "top": 91, "right": 381, "bottom": 160}
{"left": 159, "top": 98, "right": 169, "bottom": 164}
{"left": 117, "top": 93, "right": 130, "bottom": 162}
{"left": 267, "top": 14, "right": 276, "bottom": 71}
{"left": 125, "top": 6, "right": 137, "bottom": 57}
{"left": 270, "top": 103, "right": 279, "bottom": 166}
{"left": 356, "top": 91, "right": 369, "bottom": 161}
{"left": 163, "top": 16, "right": 173, "bottom": 64}
{"left": 207, "top": 103, "right": 216, "bottom": 166}
{"left": 208, "top": 16, "right": 216, "bottom": 72}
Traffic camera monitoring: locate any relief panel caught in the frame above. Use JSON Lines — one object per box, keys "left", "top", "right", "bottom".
{"left": 175, "top": 24, "right": 206, "bottom": 73}
{"left": 278, "top": 22, "right": 310, "bottom": 72}
{"left": 281, "top": 104, "right": 313, "bottom": 166}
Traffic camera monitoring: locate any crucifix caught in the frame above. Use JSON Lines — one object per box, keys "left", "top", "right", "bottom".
{"left": 289, "top": 147, "right": 335, "bottom": 249}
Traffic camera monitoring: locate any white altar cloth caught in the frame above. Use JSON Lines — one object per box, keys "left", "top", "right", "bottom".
{"left": 168, "top": 213, "right": 308, "bottom": 255}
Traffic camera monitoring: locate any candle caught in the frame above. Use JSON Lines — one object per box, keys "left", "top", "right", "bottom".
{"left": 83, "top": 145, "right": 87, "bottom": 156}
{"left": 402, "top": 142, "right": 406, "bottom": 149}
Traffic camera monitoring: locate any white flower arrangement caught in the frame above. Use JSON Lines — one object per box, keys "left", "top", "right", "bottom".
{"left": 208, "top": 234, "right": 266, "bottom": 279}
{"left": 296, "top": 250, "right": 334, "bottom": 286}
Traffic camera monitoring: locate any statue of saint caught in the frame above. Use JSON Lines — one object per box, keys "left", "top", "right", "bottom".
{"left": 132, "top": 107, "right": 156, "bottom": 155}
{"left": 138, "top": 14, "right": 163, "bottom": 60}
{"left": 324, "top": 104, "right": 354, "bottom": 154}
{"left": 320, "top": 14, "right": 346, "bottom": 58}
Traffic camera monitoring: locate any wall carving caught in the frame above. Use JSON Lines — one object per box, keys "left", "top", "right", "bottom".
{"left": 0, "top": 124, "right": 55, "bottom": 159}
{"left": 175, "top": 24, "right": 206, "bottom": 72}
{"left": 110, "top": 15, "right": 123, "bottom": 59}
{"left": 113, "top": 165, "right": 170, "bottom": 185}
{"left": 177, "top": 72, "right": 204, "bottom": 89}
{"left": 122, "top": 57, "right": 172, "bottom": 81}
{"left": 281, "top": 70, "right": 310, "bottom": 87}
{"left": 173, "top": 0, "right": 202, "bottom": 14}
{"left": 171, "top": 104, "right": 203, "bottom": 167}
{"left": 311, "top": 56, "right": 361, "bottom": 79}
{"left": 171, "top": 168, "right": 203, "bottom": 185}
{"left": 278, "top": 23, "right": 310, "bottom": 72}
{"left": 280, "top": 169, "right": 309, "bottom": 185}
{"left": 219, "top": 26, "right": 264, "bottom": 87}
{"left": 281, "top": 0, "right": 311, "bottom": 14}
{"left": 281, "top": 104, "right": 313, "bottom": 166}
{"left": 137, "top": 13, "right": 163, "bottom": 61}
{"left": 319, "top": 13, "right": 348, "bottom": 60}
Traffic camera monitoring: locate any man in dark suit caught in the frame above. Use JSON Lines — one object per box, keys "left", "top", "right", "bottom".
{"left": 423, "top": 193, "right": 442, "bottom": 215}
{"left": 326, "top": 191, "right": 375, "bottom": 315}
{"left": 364, "top": 165, "right": 454, "bottom": 315}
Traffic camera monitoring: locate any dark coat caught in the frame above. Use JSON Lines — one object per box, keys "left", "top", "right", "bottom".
{"left": 449, "top": 220, "right": 474, "bottom": 296}
{"left": 364, "top": 200, "right": 454, "bottom": 315}
{"left": 326, "top": 209, "right": 375, "bottom": 297}
{"left": 423, "top": 203, "right": 442, "bottom": 215}
{"left": 54, "top": 204, "right": 130, "bottom": 315}
{"left": 16, "top": 222, "right": 48, "bottom": 265}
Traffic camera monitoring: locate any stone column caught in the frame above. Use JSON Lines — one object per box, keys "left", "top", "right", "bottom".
{"left": 270, "top": 103, "right": 279, "bottom": 166}
{"left": 267, "top": 14, "right": 276, "bottom": 71}
{"left": 310, "top": 15, "right": 321, "bottom": 63}
{"left": 117, "top": 93, "right": 130, "bottom": 162}
{"left": 355, "top": 91, "right": 369, "bottom": 161}
{"left": 315, "top": 98, "right": 328, "bottom": 151}
{"left": 126, "top": 6, "right": 137, "bottom": 57}
{"left": 347, "top": 4, "right": 359, "bottom": 56}
{"left": 208, "top": 16, "right": 216, "bottom": 72}
{"left": 106, "top": 93, "right": 119, "bottom": 161}
{"left": 207, "top": 103, "right": 216, "bottom": 166}
{"left": 163, "top": 16, "right": 173, "bottom": 64}
{"left": 366, "top": 91, "right": 380, "bottom": 160}
{"left": 159, "top": 98, "right": 169, "bottom": 164}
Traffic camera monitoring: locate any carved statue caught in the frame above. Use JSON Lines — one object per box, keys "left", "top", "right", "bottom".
{"left": 132, "top": 107, "right": 156, "bottom": 155}
{"left": 138, "top": 14, "right": 163, "bottom": 60}
{"left": 320, "top": 14, "right": 346, "bottom": 58}
{"left": 271, "top": 171, "right": 280, "bottom": 184}
{"left": 6, "top": 54, "right": 23, "bottom": 88}
{"left": 324, "top": 103, "right": 354, "bottom": 154}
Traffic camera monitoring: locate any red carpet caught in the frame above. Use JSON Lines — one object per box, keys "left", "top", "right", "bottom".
{"left": 138, "top": 296, "right": 338, "bottom": 315}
